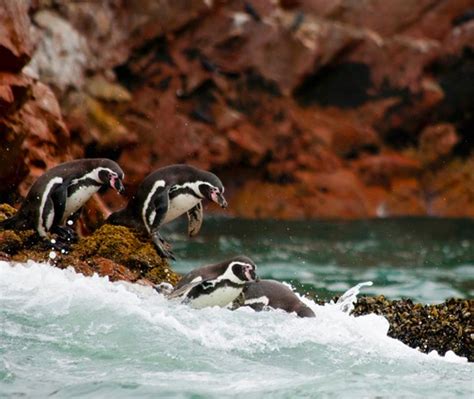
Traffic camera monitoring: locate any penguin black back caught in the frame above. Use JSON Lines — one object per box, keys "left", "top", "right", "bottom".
{"left": 107, "top": 164, "right": 227, "bottom": 259}
{"left": 242, "top": 279, "right": 316, "bottom": 318}
{"left": 0, "top": 158, "right": 124, "bottom": 239}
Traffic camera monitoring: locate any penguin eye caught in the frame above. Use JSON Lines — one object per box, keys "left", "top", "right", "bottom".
{"left": 98, "top": 169, "right": 110, "bottom": 182}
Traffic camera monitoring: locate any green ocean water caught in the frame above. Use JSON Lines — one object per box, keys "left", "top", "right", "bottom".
{"left": 1, "top": 218, "right": 473, "bottom": 398}
{"left": 171, "top": 217, "right": 474, "bottom": 303}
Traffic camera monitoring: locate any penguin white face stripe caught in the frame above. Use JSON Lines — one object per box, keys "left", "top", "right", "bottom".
{"left": 142, "top": 179, "right": 166, "bottom": 232}
{"left": 218, "top": 261, "right": 255, "bottom": 284}
{"left": 169, "top": 181, "right": 220, "bottom": 198}
{"left": 70, "top": 167, "right": 113, "bottom": 185}
{"left": 38, "top": 176, "right": 63, "bottom": 237}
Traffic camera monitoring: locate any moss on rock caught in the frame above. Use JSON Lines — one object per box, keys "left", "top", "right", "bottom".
{"left": 72, "top": 224, "right": 180, "bottom": 284}
{"left": 0, "top": 204, "right": 42, "bottom": 257}
{"left": 0, "top": 203, "right": 180, "bottom": 285}
{"left": 0, "top": 203, "right": 17, "bottom": 220}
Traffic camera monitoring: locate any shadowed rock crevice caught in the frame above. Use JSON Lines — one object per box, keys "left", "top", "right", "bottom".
{"left": 429, "top": 49, "right": 474, "bottom": 156}
{"left": 293, "top": 62, "right": 373, "bottom": 108}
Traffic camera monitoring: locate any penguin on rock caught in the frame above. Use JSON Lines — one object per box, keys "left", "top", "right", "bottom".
{"left": 107, "top": 164, "right": 227, "bottom": 259}
{"left": 156, "top": 255, "right": 258, "bottom": 309}
{"left": 0, "top": 158, "right": 125, "bottom": 245}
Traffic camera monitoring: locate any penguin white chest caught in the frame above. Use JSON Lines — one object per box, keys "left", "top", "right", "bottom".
{"left": 63, "top": 185, "right": 100, "bottom": 221}
{"left": 163, "top": 194, "right": 201, "bottom": 224}
{"left": 188, "top": 286, "right": 243, "bottom": 309}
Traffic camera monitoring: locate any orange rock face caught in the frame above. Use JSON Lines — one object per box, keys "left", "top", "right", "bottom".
{"left": 1, "top": 0, "right": 474, "bottom": 220}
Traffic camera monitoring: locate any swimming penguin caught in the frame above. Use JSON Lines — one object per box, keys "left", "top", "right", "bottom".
{"left": 0, "top": 158, "right": 124, "bottom": 243}
{"left": 160, "top": 255, "right": 258, "bottom": 309}
{"left": 107, "top": 164, "right": 227, "bottom": 259}
{"left": 238, "top": 279, "right": 315, "bottom": 318}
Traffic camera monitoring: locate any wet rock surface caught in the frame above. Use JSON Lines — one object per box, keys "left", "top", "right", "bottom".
{"left": 352, "top": 295, "right": 474, "bottom": 362}
{"left": 0, "top": 204, "right": 179, "bottom": 286}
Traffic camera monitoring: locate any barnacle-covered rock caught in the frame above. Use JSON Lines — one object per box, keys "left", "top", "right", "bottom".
{"left": 353, "top": 295, "right": 474, "bottom": 362}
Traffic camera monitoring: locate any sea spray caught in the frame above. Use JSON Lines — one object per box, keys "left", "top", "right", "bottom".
{"left": 336, "top": 281, "right": 374, "bottom": 313}
{"left": 0, "top": 261, "right": 471, "bottom": 398}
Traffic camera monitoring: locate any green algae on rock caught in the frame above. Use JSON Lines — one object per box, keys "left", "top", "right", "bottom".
{"left": 72, "top": 224, "right": 180, "bottom": 285}
{"left": 0, "top": 203, "right": 180, "bottom": 285}
{"left": 0, "top": 203, "right": 17, "bottom": 220}
{"left": 0, "top": 203, "right": 41, "bottom": 257}
{"left": 353, "top": 295, "right": 474, "bottom": 362}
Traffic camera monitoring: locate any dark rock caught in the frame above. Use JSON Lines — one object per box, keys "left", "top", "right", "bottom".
{"left": 352, "top": 295, "right": 474, "bottom": 362}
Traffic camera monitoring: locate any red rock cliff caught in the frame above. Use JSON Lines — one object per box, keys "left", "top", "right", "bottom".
{"left": 1, "top": 0, "right": 474, "bottom": 220}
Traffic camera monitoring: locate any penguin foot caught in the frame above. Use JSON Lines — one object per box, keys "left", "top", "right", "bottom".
{"left": 154, "top": 242, "right": 176, "bottom": 260}
{"left": 51, "top": 225, "right": 78, "bottom": 243}
{"left": 41, "top": 236, "right": 71, "bottom": 253}
{"left": 151, "top": 232, "right": 176, "bottom": 260}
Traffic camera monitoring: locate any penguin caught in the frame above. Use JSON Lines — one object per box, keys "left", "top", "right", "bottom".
{"left": 238, "top": 279, "right": 315, "bottom": 318}
{"left": 159, "top": 255, "right": 258, "bottom": 309}
{"left": 107, "top": 164, "right": 227, "bottom": 259}
{"left": 0, "top": 158, "right": 124, "bottom": 243}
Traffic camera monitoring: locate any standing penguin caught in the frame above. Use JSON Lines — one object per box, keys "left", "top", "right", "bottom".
{"left": 0, "top": 158, "right": 124, "bottom": 243}
{"left": 238, "top": 279, "right": 316, "bottom": 318}
{"left": 107, "top": 164, "right": 227, "bottom": 259}
{"left": 161, "top": 255, "right": 258, "bottom": 309}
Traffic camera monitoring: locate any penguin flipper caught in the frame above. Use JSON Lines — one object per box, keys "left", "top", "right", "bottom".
{"left": 145, "top": 186, "right": 169, "bottom": 230}
{"left": 187, "top": 202, "right": 203, "bottom": 237}
{"left": 167, "top": 279, "right": 204, "bottom": 300}
{"left": 50, "top": 184, "right": 68, "bottom": 227}
{"left": 148, "top": 187, "right": 176, "bottom": 259}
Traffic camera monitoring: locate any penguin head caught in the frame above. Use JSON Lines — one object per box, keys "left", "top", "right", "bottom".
{"left": 224, "top": 256, "right": 258, "bottom": 284}
{"left": 96, "top": 160, "right": 125, "bottom": 194}
{"left": 197, "top": 172, "right": 227, "bottom": 208}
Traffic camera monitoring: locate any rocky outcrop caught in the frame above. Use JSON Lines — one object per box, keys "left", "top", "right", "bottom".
{"left": 0, "top": 204, "right": 179, "bottom": 285}
{"left": 353, "top": 295, "right": 474, "bottom": 362}
{"left": 0, "top": 0, "right": 70, "bottom": 203}
{"left": 0, "top": 0, "right": 473, "bottom": 220}
{"left": 1, "top": 202, "right": 471, "bottom": 361}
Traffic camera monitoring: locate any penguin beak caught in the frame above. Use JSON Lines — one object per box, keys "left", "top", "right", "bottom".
{"left": 245, "top": 268, "right": 258, "bottom": 282}
{"left": 211, "top": 192, "right": 228, "bottom": 208}
{"left": 111, "top": 177, "right": 125, "bottom": 194}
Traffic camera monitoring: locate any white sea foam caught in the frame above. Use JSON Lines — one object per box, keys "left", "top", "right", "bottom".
{"left": 0, "top": 260, "right": 467, "bottom": 365}
{"left": 2, "top": 260, "right": 473, "bottom": 398}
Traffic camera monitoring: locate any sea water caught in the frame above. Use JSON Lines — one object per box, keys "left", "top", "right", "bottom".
{"left": 1, "top": 218, "right": 473, "bottom": 398}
